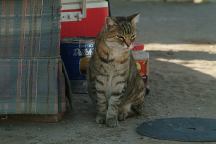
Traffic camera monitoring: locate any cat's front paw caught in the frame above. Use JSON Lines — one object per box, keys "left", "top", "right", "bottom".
{"left": 96, "top": 114, "right": 106, "bottom": 124}
{"left": 106, "top": 116, "right": 118, "bottom": 128}
{"left": 132, "top": 102, "right": 144, "bottom": 115}
{"left": 118, "top": 112, "right": 128, "bottom": 121}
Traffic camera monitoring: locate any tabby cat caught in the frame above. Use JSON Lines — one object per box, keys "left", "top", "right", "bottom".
{"left": 87, "top": 13, "right": 146, "bottom": 127}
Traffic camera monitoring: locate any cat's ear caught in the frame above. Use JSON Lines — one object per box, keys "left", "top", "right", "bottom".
{"left": 129, "top": 13, "right": 140, "bottom": 24}
{"left": 106, "top": 17, "right": 117, "bottom": 27}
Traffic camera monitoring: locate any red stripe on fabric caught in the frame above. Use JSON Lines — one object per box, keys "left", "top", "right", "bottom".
{"left": 19, "top": 0, "right": 28, "bottom": 57}
{"left": 10, "top": 0, "right": 14, "bottom": 16}
{"left": 2, "top": 0, "right": 6, "bottom": 15}
{"left": 47, "top": 59, "right": 51, "bottom": 113}
{"left": 16, "top": 60, "right": 23, "bottom": 113}
{"left": 7, "top": 0, "right": 15, "bottom": 57}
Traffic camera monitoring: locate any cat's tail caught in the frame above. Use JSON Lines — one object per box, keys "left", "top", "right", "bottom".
{"left": 143, "top": 76, "right": 150, "bottom": 96}
{"left": 145, "top": 86, "right": 150, "bottom": 96}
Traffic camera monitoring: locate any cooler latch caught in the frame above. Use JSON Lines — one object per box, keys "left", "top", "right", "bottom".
{"left": 61, "top": 0, "right": 87, "bottom": 22}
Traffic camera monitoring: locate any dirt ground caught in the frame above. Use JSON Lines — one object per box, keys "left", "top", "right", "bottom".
{"left": 1, "top": 1, "right": 216, "bottom": 144}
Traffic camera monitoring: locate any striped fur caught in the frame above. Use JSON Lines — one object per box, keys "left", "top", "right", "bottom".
{"left": 87, "top": 14, "right": 146, "bottom": 127}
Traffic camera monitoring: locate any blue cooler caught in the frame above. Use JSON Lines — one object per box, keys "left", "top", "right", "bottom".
{"left": 60, "top": 38, "right": 95, "bottom": 80}
{"left": 60, "top": 38, "right": 95, "bottom": 93}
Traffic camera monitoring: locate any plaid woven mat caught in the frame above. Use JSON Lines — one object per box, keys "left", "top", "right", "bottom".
{"left": 0, "top": 0, "right": 60, "bottom": 58}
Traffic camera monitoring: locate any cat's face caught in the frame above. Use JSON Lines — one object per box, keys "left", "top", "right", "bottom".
{"left": 104, "top": 13, "right": 139, "bottom": 50}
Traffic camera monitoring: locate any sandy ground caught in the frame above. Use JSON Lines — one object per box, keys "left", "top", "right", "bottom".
{"left": 1, "top": 1, "right": 216, "bottom": 144}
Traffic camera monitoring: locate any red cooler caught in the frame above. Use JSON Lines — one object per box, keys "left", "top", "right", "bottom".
{"left": 61, "top": 0, "right": 109, "bottom": 38}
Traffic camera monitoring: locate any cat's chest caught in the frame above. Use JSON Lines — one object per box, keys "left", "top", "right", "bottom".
{"left": 96, "top": 60, "right": 129, "bottom": 76}
{"left": 109, "top": 48, "right": 125, "bottom": 58}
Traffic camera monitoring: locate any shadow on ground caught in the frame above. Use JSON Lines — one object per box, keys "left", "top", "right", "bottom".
{"left": 110, "top": 0, "right": 216, "bottom": 44}
{"left": 144, "top": 50, "right": 216, "bottom": 119}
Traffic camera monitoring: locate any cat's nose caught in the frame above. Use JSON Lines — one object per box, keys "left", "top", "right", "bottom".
{"left": 125, "top": 40, "right": 131, "bottom": 48}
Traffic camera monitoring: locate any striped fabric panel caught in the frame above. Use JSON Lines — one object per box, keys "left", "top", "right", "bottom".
{"left": 0, "top": 58, "right": 66, "bottom": 114}
{"left": 0, "top": 0, "right": 60, "bottom": 58}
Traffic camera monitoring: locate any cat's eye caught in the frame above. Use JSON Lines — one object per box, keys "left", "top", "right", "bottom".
{"left": 116, "top": 35, "right": 124, "bottom": 40}
{"left": 131, "top": 34, "right": 136, "bottom": 40}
